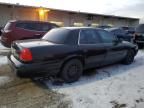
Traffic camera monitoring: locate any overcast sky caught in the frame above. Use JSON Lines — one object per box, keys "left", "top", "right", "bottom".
{"left": 1, "top": 0, "right": 144, "bottom": 22}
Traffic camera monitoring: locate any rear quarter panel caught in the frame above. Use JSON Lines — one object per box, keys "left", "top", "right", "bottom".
{"left": 30, "top": 45, "right": 82, "bottom": 64}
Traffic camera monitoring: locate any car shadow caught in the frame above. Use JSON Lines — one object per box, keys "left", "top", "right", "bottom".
{"left": 32, "top": 51, "right": 144, "bottom": 89}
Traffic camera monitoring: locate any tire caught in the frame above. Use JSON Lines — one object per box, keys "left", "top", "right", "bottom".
{"left": 122, "top": 50, "right": 135, "bottom": 65}
{"left": 61, "top": 59, "right": 83, "bottom": 83}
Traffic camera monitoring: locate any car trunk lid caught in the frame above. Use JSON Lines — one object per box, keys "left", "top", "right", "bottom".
{"left": 15, "top": 39, "right": 55, "bottom": 48}
{"left": 11, "top": 39, "right": 59, "bottom": 63}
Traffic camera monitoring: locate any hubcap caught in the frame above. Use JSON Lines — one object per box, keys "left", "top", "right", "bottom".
{"left": 68, "top": 64, "right": 79, "bottom": 78}
{"left": 127, "top": 52, "right": 133, "bottom": 63}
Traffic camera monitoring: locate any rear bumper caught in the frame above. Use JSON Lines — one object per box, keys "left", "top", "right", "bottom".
{"left": 7, "top": 54, "right": 61, "bottom": 77}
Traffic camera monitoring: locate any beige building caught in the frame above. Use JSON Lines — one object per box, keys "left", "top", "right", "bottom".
{"left": 0, "top": 3, "right": 139, "bottom": 27}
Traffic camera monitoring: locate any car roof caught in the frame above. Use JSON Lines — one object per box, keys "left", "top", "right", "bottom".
{"left": 60, "top": 27, "right": 102, "bottom": 30}
{"left": 8, "top": 20, "right": 53, "bottom": 24}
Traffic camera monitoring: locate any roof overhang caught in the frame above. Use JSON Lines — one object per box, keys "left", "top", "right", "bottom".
{"left": 0, "top": 1, "right": 139, "bottom": 20}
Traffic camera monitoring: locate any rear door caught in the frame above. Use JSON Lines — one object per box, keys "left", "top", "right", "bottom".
{"left": 97, "top": 30, "right": 127, "bottom": 65}
{"left": 79, "top": 29, "right": 106, "bottom": 68}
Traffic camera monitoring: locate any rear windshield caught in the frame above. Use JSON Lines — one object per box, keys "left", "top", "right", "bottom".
{"left": 4, "top": 22, "right": 12, "bottom": 30}
{"left": 136, "top": 24, "right": 144, "bottom": 33}
{"left": 16, "top": 22, "right": 58, "bottom": 31}
{"left": 42, "top": 28, "right": 70, "bottom": 44}
{"left": 16, "top": 22, "right": 52, "bottom": 31}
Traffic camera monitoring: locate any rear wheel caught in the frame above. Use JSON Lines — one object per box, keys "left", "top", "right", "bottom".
{"left": 61, "top": 59, "right": 83, "bottom": 83}
{"left": 122, "top": 49, "right": 135, "bottom": 65}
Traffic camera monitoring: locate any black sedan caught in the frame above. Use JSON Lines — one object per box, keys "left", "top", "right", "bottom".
{"left": 106, "top": 28, "right": 134, "bottom": 43}
{"left": 8, "top": 27, "right": 138, "bottom": 83}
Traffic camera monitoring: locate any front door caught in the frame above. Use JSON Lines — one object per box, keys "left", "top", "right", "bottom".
{"left": 97, "top": 30, "right": 127, "bottom": 65}
{"left": 79, "top": 29, "right": 107, "bottom": 68}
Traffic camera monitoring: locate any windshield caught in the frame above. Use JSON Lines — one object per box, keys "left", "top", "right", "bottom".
{"left": 42, "top": 28, "right": 70, "bottom": 44}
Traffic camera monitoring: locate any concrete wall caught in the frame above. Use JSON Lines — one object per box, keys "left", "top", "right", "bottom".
{"left": 0, "top": 5, "right": 12, "bottom": 26}
{"left": 13, "top": 7, "right": 39, "bottom": 21}
{"left": 46, "top": 10, "right": 139, "bottom": 27}
{"left": 0, "top": 5, "right": 39, "bottom": 27}
{"left": 0, "top": 4, "right": 139, "bottom": 27}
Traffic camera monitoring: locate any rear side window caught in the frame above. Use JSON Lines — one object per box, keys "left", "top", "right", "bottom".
{"left": 42, "top": 28, "right": 70, "bottom": 44}
{"left": 136, "top": 24, "right": 144, "bottom": 33}
{"left": 4, "top": 22, "right": 12, "bottom": 30}
{"left": 16, "top": 22, "right": 27, "bottom": 29}
{"left": 97, "top": 30, "right": 115, "bottom": 43}
{"left": 65, "top": 30, "right": 79, "bottom": 45}
{"left": 16, "top": 22, "right": 52, "bottom": 31}
{"left": 16, "top": 22, "right": 39, "bottom": 31}
{"left": 79, "top": 29, "right": 101, "bottom": 44}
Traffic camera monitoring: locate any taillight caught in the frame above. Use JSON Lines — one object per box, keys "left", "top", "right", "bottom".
{"left": 20, "top": 48, "right": 32, "bottom": 62}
